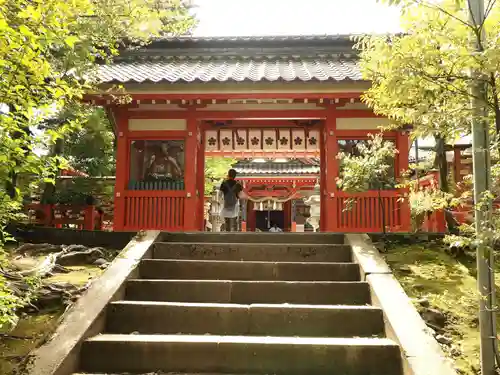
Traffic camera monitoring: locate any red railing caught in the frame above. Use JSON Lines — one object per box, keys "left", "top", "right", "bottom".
{"left": 121, "top": 191, "right": 185, "bottom": 231}
{"left": 334, "top": 190, "right": 407, "bottom": 232}
{"left": 24, "top": 203, "right": 104, "bottom": 230}
{"left": 415, "top": 171, "right": 446, "bottom": 232}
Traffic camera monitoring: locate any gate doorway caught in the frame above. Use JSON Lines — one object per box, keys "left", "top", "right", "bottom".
{"left": 255, "top": 210, "right": 285, "bottom": 232}
{"left": 200, "top": 120, "right": 323, "bottom": 232}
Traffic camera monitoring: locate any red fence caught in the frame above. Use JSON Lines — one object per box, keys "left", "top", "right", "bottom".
{"left": 120, "top": 191, "right": 185, "bottom": 231}
{"left": 24, "top": 204, "right": 105, "bottom": 230}
{"left": 333, "top": 190, "right": 409, "bottom": 232}
{"left": 414, "top": 171, "right": 446, "bottom": 232}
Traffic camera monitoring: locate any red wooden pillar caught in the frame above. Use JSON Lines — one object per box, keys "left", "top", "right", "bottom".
{"left": 397, "top": 130, "right": 411, "bottom": 232}
{"left": 196, "top": 124, "right": 205, "bottom": 231}
{"left": 83, "top": 206, "right": 96, "bottom": 230}
{"left": 113, "top": 109, "right": 129, "bottom": 231}
{"left": 247, "top": 201, "right": 256, "bottom": 231}
{"left": 284, "top": 201, "right": 291, "bottom": 232}
{"left": 184, "top": 110, "right": 198, "bottom": 231}
{"left": 322, "top": 108, "right": 338, "bottom": 232}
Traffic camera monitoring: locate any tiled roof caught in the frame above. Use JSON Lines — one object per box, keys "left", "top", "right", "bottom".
{"left": 234, "top": 159, "right": 320, "bottom": 176}
{"left": 98, "top": 57, "right": 361, "bottom": 83}
{"left": 97, "top": 35, "right": 363, "bottom": 84}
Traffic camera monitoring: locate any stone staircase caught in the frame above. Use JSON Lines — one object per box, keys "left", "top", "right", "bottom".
{"left": 77, "top": 233, "right": 403, "bottom": 375}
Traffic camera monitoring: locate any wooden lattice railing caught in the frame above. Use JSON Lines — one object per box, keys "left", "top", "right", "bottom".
{"left": 333, "top": 190, "right": 407, "bottom": 232}
{"left": 24, "top": 203, "right": 106, "bottom": 230}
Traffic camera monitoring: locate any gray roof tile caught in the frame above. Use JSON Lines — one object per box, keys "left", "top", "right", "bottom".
{"left": 97, "top": 57, "right": 361, "bottom": 83}
{"left": 97, "top": 35, "right": 362, "bottom": 84}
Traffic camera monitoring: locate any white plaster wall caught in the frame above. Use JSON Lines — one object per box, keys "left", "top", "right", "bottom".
{"left": 336, "top": 117, "right": 390, "bottom": 130}
{"left": 128, "top": 119, "right": 187, "bottom": 131}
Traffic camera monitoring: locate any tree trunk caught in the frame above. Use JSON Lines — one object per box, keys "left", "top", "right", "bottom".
{"left": 434, "top": 134, "right": 459, "bottom": 233}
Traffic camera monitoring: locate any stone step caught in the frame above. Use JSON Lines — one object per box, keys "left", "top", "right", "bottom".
{"left": 139, "top": 259, "right": 361, "bottom": 281}
{"left": 106, "top": 301, "right": 385, "bottom": 337}
{"left": 160, "top": 232, "right": 346, "bottom": 244}
{"left": 153, "top": 242, "right": 352, "bottom": 262}
{"left": 80, "top": 334, "right": 402, "bottom": 375}
{"left": 125, "top": 280, "right": 371, "bottom": 305}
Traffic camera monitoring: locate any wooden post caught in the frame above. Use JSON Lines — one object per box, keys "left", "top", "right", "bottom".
{"left": 84, "top": 206, "right": 96, "bottom": 230}
{"left": 113, "top": 109, "right": 129, "bottom": 231}
{"left": 184, "top": 111, "right": 198, "bottom": 231}
{"left": 42, "top": 204, "right": 53, "bottom": 226}
{"left": 196, "top": 125, "right": 205, "bottom": 230}
{"left": 322, "top": 108, "right": 338, "bottom": 232}
{"left": 397, "top": 130, "right": 411, "bottom": 232}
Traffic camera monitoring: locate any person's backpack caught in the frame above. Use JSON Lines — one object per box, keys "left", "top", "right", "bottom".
{"left": 223, "top": 181, "right": 238, "bottom": 208}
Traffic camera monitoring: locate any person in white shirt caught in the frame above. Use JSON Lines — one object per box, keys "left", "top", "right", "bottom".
{"left": 269, "top": 222, "right": 283, "bottom": 232}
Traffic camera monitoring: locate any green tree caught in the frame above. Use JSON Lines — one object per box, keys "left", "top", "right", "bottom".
{"left": 62, "top": 107, "right": 116, "bottom": 177}
{"left": 0, "top": 0, "right": 194, "bottom": 331}
{"left": 366, "top": 2, "right": 499, "bottom": 372}
{"left": 205, "top": 157, "right": 237, "bottom": 196}
{"left": 337, "top": 133, "right": 397, "bottom": 234}
{"left": 356, "top": 0, "right": 500, "bottom": 231}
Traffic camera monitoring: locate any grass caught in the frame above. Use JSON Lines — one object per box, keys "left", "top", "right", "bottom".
{"left": 384, "top": 241, "right": 498, "bottom": 375}
{"left": 0, "top": 250, "right": 104, "bottom": 375}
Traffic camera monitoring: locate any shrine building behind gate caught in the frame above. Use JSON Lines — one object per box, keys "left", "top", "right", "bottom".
{"left": 87, "top": 35, "right": 411, "bottom": 232}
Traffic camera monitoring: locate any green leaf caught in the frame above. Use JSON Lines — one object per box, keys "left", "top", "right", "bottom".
{"left": 64, "top": 35, "right": 79, "bottom": 48}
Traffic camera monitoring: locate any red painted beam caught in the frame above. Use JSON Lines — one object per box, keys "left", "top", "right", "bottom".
{"left": 127, "top": 110, "right": 327, "bottom": 120}
{"left": 204, "top": 150, "right": 321, "bottom": 158}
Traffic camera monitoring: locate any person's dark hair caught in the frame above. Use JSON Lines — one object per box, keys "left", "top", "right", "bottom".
{"left": 228, "top": 169, "right": 237, "bottom": 179}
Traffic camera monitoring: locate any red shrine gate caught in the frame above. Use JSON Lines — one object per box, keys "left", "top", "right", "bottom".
{"left": 91, "top": 95, "right": 411, "bottom": 233}
{"left": 86, "top": 35, "right": 411, "bottom": 233}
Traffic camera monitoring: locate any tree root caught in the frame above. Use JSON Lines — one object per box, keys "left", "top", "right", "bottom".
{"left": 1, "top": 242, "right": 107, "bottom": 329}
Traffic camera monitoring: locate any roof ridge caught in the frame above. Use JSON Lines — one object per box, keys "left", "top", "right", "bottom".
{"left": 112, "top": 53, "right": 358, "bottom": 63}
{"left": 151, "top": 34, "right": 358, "bottom": 42}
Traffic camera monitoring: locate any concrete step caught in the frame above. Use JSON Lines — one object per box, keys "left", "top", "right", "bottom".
{"left": 139, "top": 259, "right": 361, "bottom": 281}
{"left": 160, "top": 232, "right": 346, "bottom": 244}
{"left": 80, "top": 334, "right": 402, "bottom": 375}
{"left": 153, "top": 242, "right": 352, "bottom": 262}
{"left": 125, "top": 280, "right": 371, "bottom": 305}
{"left": 106, "top": 301, "right": 385, "bottom": 337}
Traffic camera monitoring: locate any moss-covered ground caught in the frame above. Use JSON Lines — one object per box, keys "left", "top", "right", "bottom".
{"left": 0, "top": 253, "right": 103, "bottom": 375}
{"left": 384, "top": 241, "right": 499, "bottom": 375}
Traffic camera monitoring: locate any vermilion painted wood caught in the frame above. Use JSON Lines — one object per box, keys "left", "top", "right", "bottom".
{"left": 127, "top": 110, "right": 327, "bottom": 120}
{"left": 103, "top": 96, "right": 415, "bottom": 233}
{"left": 124, "top": 190, "right": 185, "bottom": 198}
{"left": 334, "top": 192, "right": 403, "bottom": 232}
{"left": 204, "top": 150, "right": 321, "bottom": 158}
{"left": 112, "top": 110, "right": 129, "bottom": 231}
{"left": 202, "top": 120, "right": 324, "bottom": 128}
{"left": 121, "top": 195, "right": 185, "bottom": 230}
{"left": 183, "top": 113, "right": 198, "bottom": 231}
{"left": 322, "top": 108, "right": 338, "bottom": 232}
{"left": 196, "top": 125, "right": 206, "bottom": 231}
{"left": 24, "top": 204, "right": 98, "bottom": 230}
{"left": 397, "top": 131, "right": 411, "bottom": 231}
